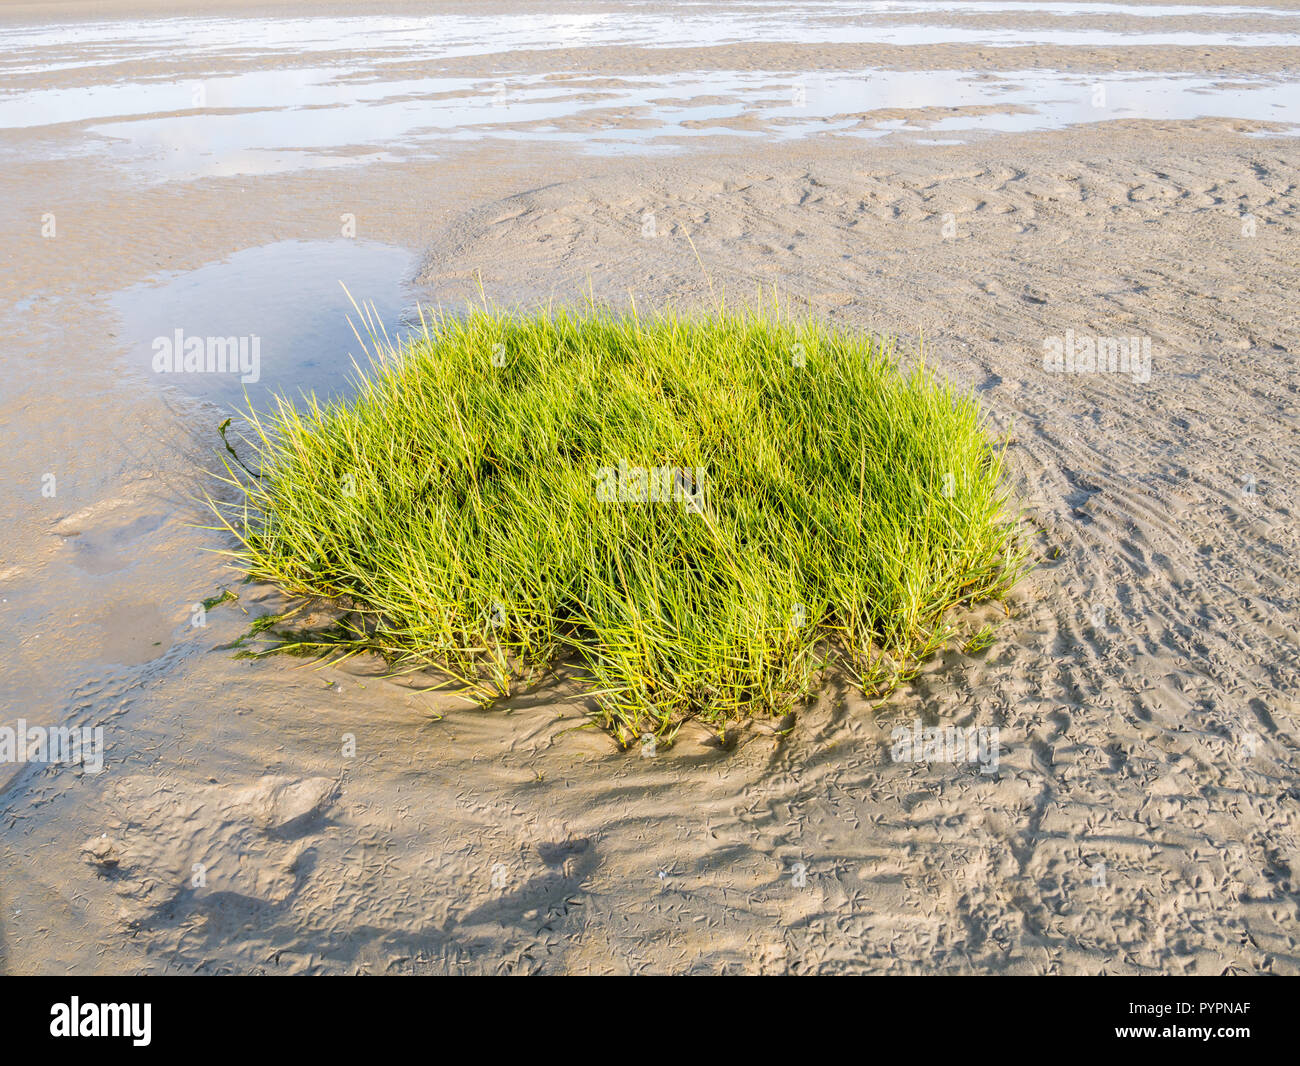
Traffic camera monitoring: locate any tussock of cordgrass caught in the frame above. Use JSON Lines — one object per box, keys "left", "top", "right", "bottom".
{"left": 210, "top": 300, "right": 1027, "bottom": 744}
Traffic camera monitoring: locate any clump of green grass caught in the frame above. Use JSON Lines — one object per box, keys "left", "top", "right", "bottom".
{"left": 211, "top": 302, "right": 1026, "bottom": 743}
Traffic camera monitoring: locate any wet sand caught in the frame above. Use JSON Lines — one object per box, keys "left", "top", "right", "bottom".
{"left": 1, "top": 1, "right": 1298, "bottom": 973}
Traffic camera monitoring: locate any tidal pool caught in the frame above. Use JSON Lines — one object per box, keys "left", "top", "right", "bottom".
{"left": 110, "top": 239, "right": 419, "bottom": 409}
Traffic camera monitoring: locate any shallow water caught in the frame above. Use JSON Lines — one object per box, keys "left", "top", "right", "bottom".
{"left": 3, "top": 68, "right": 1295, "bottom": 179}
{"left": 109, "top": 239, "right": 419, "bottom": 409}
{"left": 2, "top": 4, "right": 1297, "bottom": 64}
{"left": 2, "top": 2, "right": 1298, "bottom": 180}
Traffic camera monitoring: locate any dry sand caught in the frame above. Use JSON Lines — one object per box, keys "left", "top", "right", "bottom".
{"left": 1, "top": 1, "right": 1298, "bottom": 973}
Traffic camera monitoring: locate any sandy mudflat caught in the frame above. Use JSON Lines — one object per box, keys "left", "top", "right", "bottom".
{"left": 0, "top": 1, "right": 1298, "bottom": 973}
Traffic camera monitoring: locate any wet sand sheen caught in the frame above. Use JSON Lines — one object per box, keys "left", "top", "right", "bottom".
{"left": 2, "top": 2, "right": 1299, "bottom": 179}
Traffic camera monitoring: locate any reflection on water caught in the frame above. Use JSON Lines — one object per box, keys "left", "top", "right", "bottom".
{"left": 3, "top": 68, "right": 1295, "bottom": 180}
{"left": 1, "top": 3, "right": 1297, "bottom": 67}
{"left": 110, "top": 239, "right": 418, "bottom": 409}
{"left": 2, "top": 2, "right": 1298, "bottom": 180}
